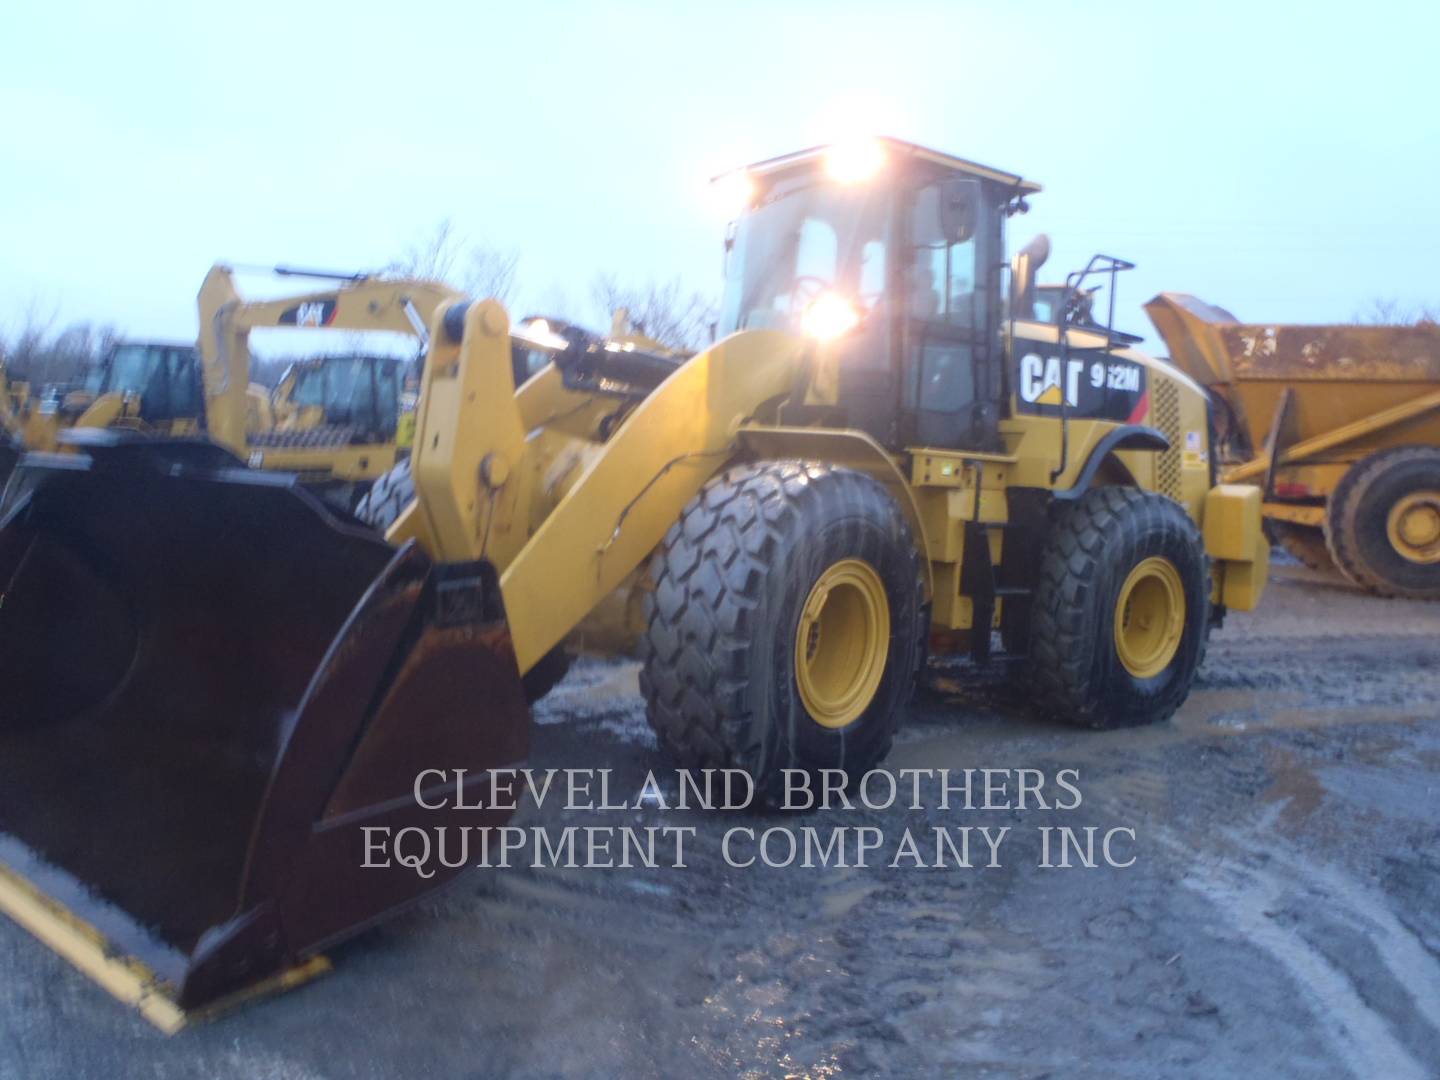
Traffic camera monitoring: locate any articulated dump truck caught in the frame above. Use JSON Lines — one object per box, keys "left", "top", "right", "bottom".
{"left": 1147, "top": 294, "right": 1440, "bottom": 598}
{"left": 0, "top": 139, "right": 1268, "bottom": 1027}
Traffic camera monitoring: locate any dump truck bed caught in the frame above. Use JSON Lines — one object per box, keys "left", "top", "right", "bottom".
{"left": 1145, "top": 293, "right": 1440, "bottom": 462}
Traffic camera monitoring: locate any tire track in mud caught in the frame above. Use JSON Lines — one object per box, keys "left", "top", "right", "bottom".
{"left": 1153, "top": 822, "right": 1440, "bottom": 1080}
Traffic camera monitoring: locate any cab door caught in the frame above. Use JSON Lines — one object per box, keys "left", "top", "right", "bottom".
{"left": 899, "top": 178, "right": 1003, "bottom": 451}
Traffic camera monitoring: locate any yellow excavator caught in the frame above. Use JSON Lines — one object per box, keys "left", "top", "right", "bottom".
{"left": 194, "top": 266, "right": 461, "bottom": 508}
{"left": 0, "top": 138, "right": 1266, "bottom": 1027}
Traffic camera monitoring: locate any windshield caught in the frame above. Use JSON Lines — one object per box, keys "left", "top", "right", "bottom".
{"left": 719, "top": 177, "right": 890, "bottom": 335}
{"left": 95, "top": 344, "right": 202, "bottom": 420}
{"left": 292, "top": 356, "right": 399, "bottom": 435}
{"left": 102, "top": 345, "right": 163, "bottom": 394}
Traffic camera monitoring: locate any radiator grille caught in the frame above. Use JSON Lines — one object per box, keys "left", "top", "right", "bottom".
{"left": 1153, "top": 378, "right": 1183, "bottom": 500}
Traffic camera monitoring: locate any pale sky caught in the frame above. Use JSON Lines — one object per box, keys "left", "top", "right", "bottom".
{"left": 2, "top": 0, "right": 1437, "bottom": 352}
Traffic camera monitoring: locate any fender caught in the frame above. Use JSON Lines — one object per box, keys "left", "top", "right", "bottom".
{"left": 1053, "top": 424, "right": 1170, "bottom": 501}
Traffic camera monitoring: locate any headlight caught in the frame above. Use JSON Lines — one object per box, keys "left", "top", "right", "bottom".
{"left": 801, "top": 292, "right": 861, "bottom": 342}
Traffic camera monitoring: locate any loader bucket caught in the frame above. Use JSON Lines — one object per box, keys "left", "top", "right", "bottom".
{"left": 0, "top": 437, "right": 529, "bottom": 1025}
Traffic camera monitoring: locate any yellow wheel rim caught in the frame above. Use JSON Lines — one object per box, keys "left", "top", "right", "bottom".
{"left": 1113, "top": 556, "right": 1186, "bottom": 679}
{"left": 794, "top": 558, "right": 890, "bottom": 729}
{"left": 1387, "top": 491, "right": 1440, "bottom": 565}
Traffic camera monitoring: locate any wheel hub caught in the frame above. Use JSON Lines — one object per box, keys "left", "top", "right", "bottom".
{"left": 1387, "top": 491, "right": 1440, "bottom": 564}
{"left": 794, "top": 559, "right": 890, "bottom": 729}
{"left": 1113, "top": 556, "right": 1186, "bottom": 679}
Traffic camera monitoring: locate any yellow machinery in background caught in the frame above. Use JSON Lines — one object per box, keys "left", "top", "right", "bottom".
{"left": 0, "top": 269, "right": 456, "bottom": 507}
{"left": 2, "top": 340, "right": 209, "bottom": 457}
{"left": 1147, "top": 294, "right": 1440, "bottom": 598}
{"left": 196, "top": 265, "right": 461, "bottom": 507}
{"left": 0, "top": 362, "right": 22, "bottom": 482}
{"left": 0, "top": 138, "right": 1265, "bottom": 1025}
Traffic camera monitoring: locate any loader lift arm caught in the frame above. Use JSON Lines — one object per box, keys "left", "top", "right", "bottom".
{"left": 388, "top": 297, "right": 803, "bottom": 674}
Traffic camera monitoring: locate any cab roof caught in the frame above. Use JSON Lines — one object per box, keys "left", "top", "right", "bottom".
{"left": 740, "top": 137, "right": 1042, "bottom": 194}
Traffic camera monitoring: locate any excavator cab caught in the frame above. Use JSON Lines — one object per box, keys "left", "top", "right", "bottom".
{"left": 276, "top": 354, "right": 402, "bottom": 438}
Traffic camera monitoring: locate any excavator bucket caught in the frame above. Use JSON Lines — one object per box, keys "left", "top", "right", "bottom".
{"left": 0, "top": 435, "right": 529, "bottom": 1029}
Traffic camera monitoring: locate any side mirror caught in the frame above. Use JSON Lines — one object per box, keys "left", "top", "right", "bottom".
{"left": 938, "top": 178, "right": 981, "bottom": 245}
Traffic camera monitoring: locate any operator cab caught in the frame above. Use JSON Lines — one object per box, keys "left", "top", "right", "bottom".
{"left": 719, "top": 137, "right": 1040, "bottom": 453}
{"left": 89, "top": 342, "right": 205, "bottom": 425}
{"left": 284, "top": 355, "right": 402, "bottom": 439}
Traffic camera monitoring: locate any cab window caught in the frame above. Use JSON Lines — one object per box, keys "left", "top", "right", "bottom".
{"left": 910, "top": 185, "right": 979, "bottom": 328}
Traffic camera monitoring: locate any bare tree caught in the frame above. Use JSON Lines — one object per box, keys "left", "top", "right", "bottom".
{"left": 2, "top": 300, "right": 59, "bottom": 379}
{"left": 1352, "top": 298, "right": 1440, "bottom": 325}
{"left": 0, "top": 309, "right": 119, "bottom": 389}
{"left": 465, "top": 246, "right": 520, "bottom": 305}
{"left": 591, "top": 274, "right": 717, "bottom": 352}
{"left": 385, "top": 218, "right": 519, "bottom": 303}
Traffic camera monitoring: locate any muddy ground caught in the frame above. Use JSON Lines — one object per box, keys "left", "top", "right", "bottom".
{"left": 2, "top": 558, "right": 1438, "bottom": 1079}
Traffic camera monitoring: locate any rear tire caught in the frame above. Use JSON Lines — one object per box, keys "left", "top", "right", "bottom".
{"left": 356, "top": 458, "right": 572, "bottom": 702}
{"left": 639, "top": 461, "right": 923, "bottom": 798}
{"left": 1324, "top": 446, "right": 1440, "bottom": 600}
{"left": 1029, "top": 487, "right": 1210, "bottom": 728}
{"left": 1268, "top": 521, "right": 1335, "bottom": 572}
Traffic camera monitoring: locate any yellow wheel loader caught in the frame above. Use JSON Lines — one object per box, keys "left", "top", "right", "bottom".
{"left": 1147, "top": 293, "right": 1440, "bottom": 598}
{"left": 0, "top": 138, "right": 1265, "bottom": 1025}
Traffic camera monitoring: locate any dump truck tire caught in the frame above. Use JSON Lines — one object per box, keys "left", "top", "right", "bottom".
{"left": 1268, "top": 521, "right": 1335, "bottom": 573}
{"left": 356, "top": 458, "right": 572, "bottom": 700}
{"left": 1029, "top": 486, "right": 1210, "bottom": 728}
{"left": 640, "top": 461, "right": 923, "bottom": 798}
{"left": 1325, "top": 446, "right": 1440, "bottom": 599}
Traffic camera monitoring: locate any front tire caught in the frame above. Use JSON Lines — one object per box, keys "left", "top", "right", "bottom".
{"left": 1029, "top": 487, "right": 1210, "bottom": 728}
{"left": 640, "top": 461, "right": 923, "bottom": 796}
